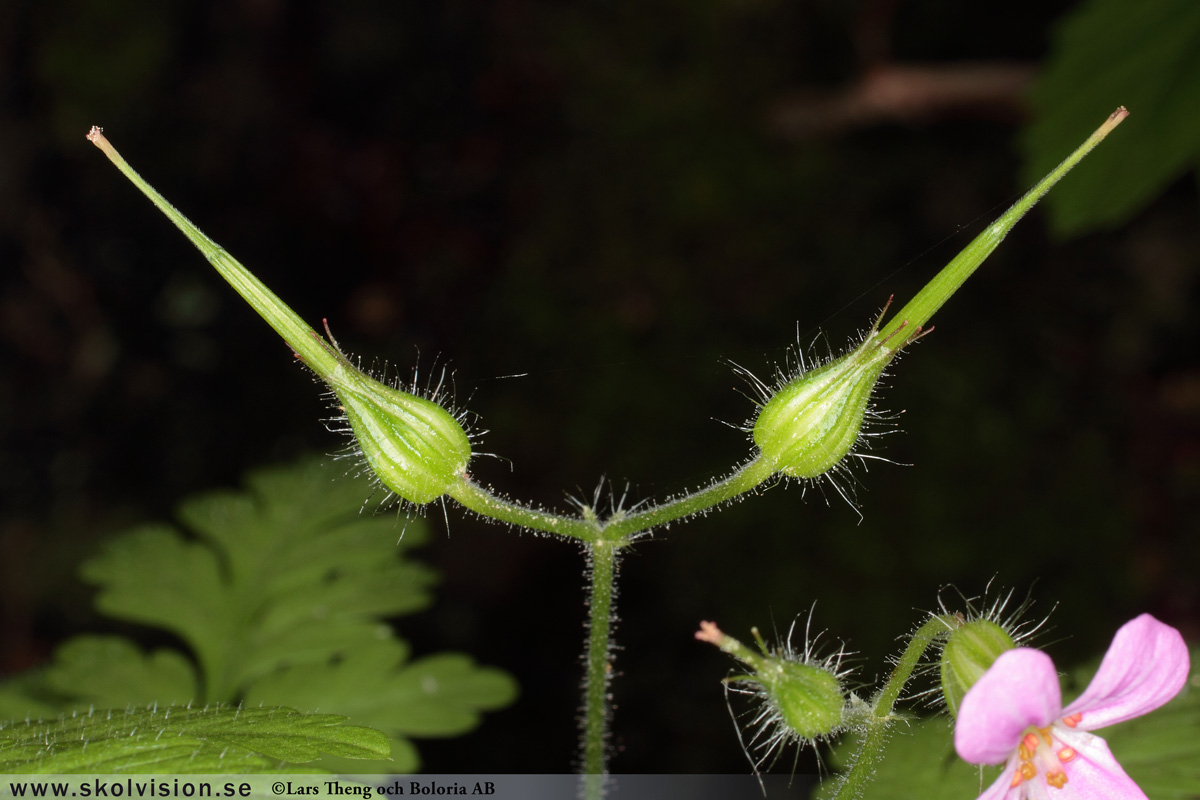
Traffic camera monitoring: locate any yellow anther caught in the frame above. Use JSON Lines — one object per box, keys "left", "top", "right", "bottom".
{"left": 1046, "top": 769, "right": 1068, "bottom": 789}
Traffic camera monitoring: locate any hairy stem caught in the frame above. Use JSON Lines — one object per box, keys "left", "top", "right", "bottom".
{"left": 832, "top": 615, "right": 956, "bottom": 800}
{"left": 602, "top": 457, "right": 777, "bottom": 540}
{"left": 448, "top": 477, "right": 600, "bottom": 541}
{"left": 581, "top": 541, "right": 618, "bottom": 796}
{"left": 448, "top": 456, "right": 777, "bottom": 544}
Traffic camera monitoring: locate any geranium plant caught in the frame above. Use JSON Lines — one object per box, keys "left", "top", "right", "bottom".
{"left": 3, "top": 105, "right": 1193, "bottom": 799}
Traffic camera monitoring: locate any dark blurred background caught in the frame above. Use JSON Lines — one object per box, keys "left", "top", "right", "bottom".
{"left": 2, "top": 0, "right": 1197, "bottom": 775}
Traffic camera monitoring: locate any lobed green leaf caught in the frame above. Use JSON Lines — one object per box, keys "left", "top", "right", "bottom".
{"left": 79, "top": 458, "right": 438, "bottom": 701}
{"left": 245, "top": 639, "right": 518, "bottom": 773}
{"left": 41, "top": 637, "right": 198, "bottom": 709}
{"left": 1, "top": 457, "right": 516, "bottom": 773}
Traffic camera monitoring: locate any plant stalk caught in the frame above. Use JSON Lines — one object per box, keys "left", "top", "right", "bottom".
{"left": 580, "top": 540, "right": 618, "bottom": 799}
{"left": 832, "top": 615, "right": 955, "bottom": 800}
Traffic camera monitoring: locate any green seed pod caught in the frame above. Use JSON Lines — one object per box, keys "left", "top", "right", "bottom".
{"left": 334, "top": 375, "right": 472, "bottom": 505}
{"left": 940, "top": 619, "right": 1016, "bottom": 717}
{"left": 753, "top": 346, "right": 890, "bottom": 479}
{"left": 82, "top": 129, "right": 474, "bottom": 506}
{"left": 747, "top": 110, "right": 1132, "bottom": 483}
{"left": 752, "top": 303, "right": 921, "bottom": 480}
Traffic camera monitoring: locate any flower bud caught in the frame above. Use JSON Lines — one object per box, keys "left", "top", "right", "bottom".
{"left": 697, "top": 621, "right": 847, "bottom": 749}
{"left": 333, "top": 372, "right": 472, "bottom": 505}
{"left": 939, "top": 619, "right": 1015, "bottom": 717}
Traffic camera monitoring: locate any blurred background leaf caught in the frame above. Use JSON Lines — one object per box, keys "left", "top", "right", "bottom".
{"left": 1021, "top": 0, "right": 1200, "bottom": 236}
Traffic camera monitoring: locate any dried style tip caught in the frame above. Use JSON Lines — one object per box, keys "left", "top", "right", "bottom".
{"left": 1099, "top": 105, "right": 1129, "bottom": 136}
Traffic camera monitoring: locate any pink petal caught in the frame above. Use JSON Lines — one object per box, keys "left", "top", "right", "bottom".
{"left": 1051, "top": 728, "right": 1148, "bottom": 800}
{"left": 955, "top": 648, "right": 1062, "bottom": 765}
{"left": 1062, "top": 614, "right": 1190, "bottom": 731}
{"left": 974, "top": 764, "right": 1021, "bottom": 800}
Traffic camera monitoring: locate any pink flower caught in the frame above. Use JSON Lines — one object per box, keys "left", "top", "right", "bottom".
{"left": 955, "top": 614, "right": 1189, "bottom": 799}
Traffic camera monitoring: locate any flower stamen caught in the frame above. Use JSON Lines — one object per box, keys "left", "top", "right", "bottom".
{"left": 1012, "top": 725, "right": 1075, "bottom": 793}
